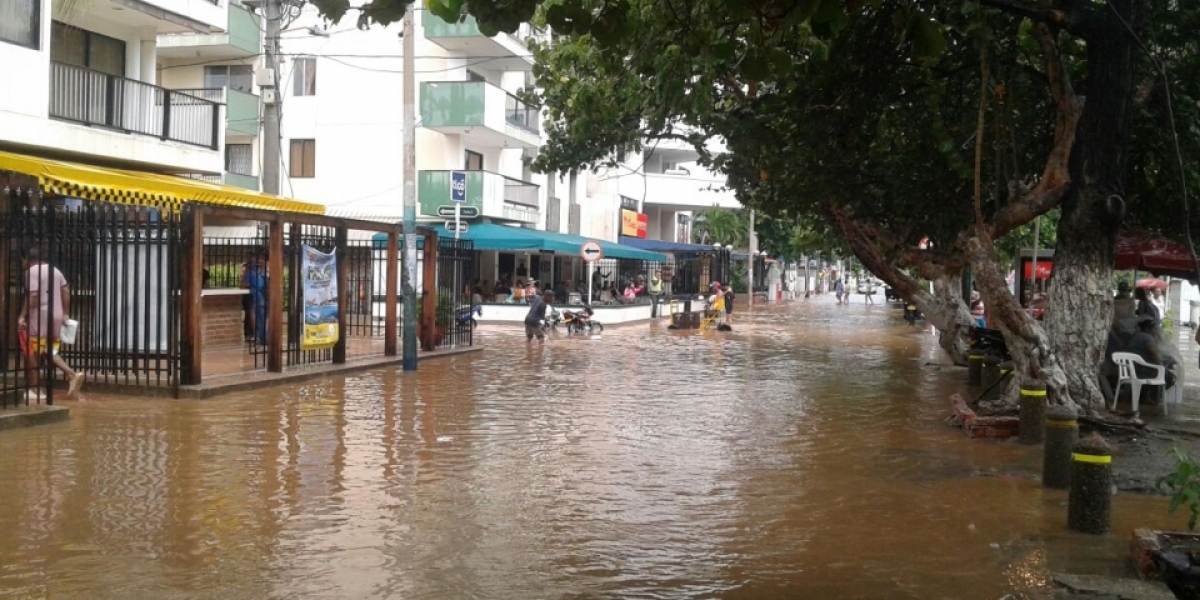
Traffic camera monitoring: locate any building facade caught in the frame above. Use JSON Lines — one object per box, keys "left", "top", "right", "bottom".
{"left": 0, "top": 0, "right": 236, "bottom": 174}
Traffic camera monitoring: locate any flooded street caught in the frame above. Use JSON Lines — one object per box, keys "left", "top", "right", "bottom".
{"left": 0, "top": 299, "right": 1188, "bottom": 599}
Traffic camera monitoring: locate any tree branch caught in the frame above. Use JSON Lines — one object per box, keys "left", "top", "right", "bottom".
{"left": 985, "top": 22, "right": 1081, "bottom": 239}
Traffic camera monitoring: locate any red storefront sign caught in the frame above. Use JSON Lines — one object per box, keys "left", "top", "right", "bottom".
{"left": 1023, "top": 260, "right": 1053, "bottom": 280}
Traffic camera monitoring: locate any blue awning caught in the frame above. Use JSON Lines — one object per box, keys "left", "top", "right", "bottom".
{"left": 618, "top": 236, "right": 722, "bottom": 254}
{"left": 373, "top": 224, "right": 666, "bottom": 261}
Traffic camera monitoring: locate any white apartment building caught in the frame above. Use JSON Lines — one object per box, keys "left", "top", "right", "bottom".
{"left": 0, "top": 0, "right": 233, "bottom": 174}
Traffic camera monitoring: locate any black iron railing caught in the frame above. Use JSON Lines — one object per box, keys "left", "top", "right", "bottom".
{"left": 1, "top": 196, "right": 183, "bottom": 404}
{"left": 49, "top": 61, "right": 221, "bottom": 149}
{"left": 435, "top": 238, "right": 476, "bottom": 349}
{"left": 504, "top": 92, "right": 539, "bottom": 134}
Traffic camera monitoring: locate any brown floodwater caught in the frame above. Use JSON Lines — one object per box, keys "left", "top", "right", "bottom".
{"left": 0, "top": 299, "right": 1190, "bottom": 599}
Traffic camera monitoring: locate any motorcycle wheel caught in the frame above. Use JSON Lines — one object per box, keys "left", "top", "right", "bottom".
{"left": 589, "top": 321, "right": 604, "bottom": 333}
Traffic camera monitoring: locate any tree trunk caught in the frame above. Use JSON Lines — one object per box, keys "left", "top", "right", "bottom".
{"left": 1042, "top": 1, "right": 1136, "bottom": 411}
{"left": 831, "top": 209, "right": 974, "bottom": 364}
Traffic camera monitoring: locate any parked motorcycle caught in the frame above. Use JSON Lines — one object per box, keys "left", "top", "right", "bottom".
{"left": 903, "top": 303, "right": 923, "bottom": 326}
{"left": 543, "top": 307, "right": 562, "bottom": 331}
{"left": 968, "top": 326, "right": 1010, "bottom": 361}
{"left": 456, "top": 305, "right": 482, "bottom": 330}
{"left": 563, "top": 306, "right": 604, "bottom": 334}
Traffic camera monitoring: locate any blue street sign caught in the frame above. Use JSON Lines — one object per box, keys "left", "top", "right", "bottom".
{"left": 451, "top": 171, "right": 467, "bottom": 203}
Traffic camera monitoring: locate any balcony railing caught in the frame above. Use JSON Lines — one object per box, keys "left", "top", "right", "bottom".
{"left": 49, "top": 61, "right": 220, "bottom": 149}
{"left": 171, "top": 87, "right": 261, "bottom": 136}
{"left": 502, "top": 174, "right": 538, "bottom": 207}
{"left": 504, "top": 92, "right": 539, "bottom": 134}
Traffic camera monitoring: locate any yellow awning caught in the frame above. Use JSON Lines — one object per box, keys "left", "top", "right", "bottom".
{"left": 0, "top": 150, "right": 325, "bottom": 215}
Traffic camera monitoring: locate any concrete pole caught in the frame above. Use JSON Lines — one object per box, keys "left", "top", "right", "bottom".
{"left": 261, "top": 0, "right": 281, "bottom": 196}
{"left": 401, "top": 6, "right": 418, "bottom": 371}
{"left": 748, "top": 209, "right": 756, "bottom": 307}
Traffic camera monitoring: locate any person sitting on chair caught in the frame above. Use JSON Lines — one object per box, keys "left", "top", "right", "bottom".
{"left": 1131, "top": 315, "right": 1176, "bottom": 389}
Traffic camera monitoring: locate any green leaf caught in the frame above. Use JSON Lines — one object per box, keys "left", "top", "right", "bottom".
{"left": 911, "top": 17, "right": 947, "bottom": 60}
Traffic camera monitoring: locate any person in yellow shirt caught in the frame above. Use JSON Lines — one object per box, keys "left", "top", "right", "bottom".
{"left": 708, "top": 281, "right": 726, "bottom": 326}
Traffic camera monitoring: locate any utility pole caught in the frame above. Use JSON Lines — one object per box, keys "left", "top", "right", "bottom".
{"left": 401, "top": 5, "right": 418, "bottom": 371}
{"left": 261, "top": 0, "right": 281, "bottom": 196}
{"left": 748, "top": 209, "right": 756, "bottom": 308}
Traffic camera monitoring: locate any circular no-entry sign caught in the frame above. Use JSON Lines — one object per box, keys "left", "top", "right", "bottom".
{"left": 580, "top": 240, "right": 604, "bottom": 263}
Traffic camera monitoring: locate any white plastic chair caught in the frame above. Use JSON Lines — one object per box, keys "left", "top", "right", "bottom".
{"left": 1112, "top": 352, "right": 1169, "bottom": 415}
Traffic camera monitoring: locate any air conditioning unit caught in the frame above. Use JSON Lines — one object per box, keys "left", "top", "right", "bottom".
{"left": 255, "top": 67, "right": 275, "bottom": 88}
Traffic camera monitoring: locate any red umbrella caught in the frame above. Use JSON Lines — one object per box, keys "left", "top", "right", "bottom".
{"left": 1114, "top": 230, "right": 1200, "bottom": 281}
{"left": 1136, "top": 277, "right": 1169, "bottom": 291}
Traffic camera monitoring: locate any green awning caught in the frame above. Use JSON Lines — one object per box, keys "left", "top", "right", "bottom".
{"left": 373, "top": 223, "right": 666, "bottom": 261}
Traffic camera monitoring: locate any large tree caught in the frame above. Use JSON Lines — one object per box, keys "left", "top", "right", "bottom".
{"left": 311, "top": 0, "right": 1196, "bottom": 410}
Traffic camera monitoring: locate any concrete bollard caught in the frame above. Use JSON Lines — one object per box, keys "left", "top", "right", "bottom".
{"left": 1042, "top": 405, "right": 1078, "bottom": 489}
{"left": 1067, "top": 434, "right": 1113, "bottom": 534}
{"left": 981, "top": 355, "right": 1002, "bottom": 391}
{"left": 1019, "top": 381, "right": 1047, "bottom": 445}
{"left": 968, "top": 351, "right": 985, "bottom": 385}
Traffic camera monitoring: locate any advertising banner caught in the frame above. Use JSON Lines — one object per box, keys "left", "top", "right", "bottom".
{"left": 621, "top": 209, "right": 648, "bottom": 238}
{"left": 301, "top": 245, "right": 339, "bottom": 350}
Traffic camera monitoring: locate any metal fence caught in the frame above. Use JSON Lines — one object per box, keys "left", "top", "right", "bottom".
{"left": 1, "top": 192, "right": 182, "bottom": 407}
{"left": 49, "top": 61, "right": 220, "bottom": 149}
{"left": 435, "top": 237, "right": 476, "bottom": 349}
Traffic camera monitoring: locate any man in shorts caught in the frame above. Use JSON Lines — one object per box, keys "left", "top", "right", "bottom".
{"left": 18, "top": 248, "right": 84, "bottom": 401}
{"left": 524, "top": 292, "right": 553, "bottom": 342}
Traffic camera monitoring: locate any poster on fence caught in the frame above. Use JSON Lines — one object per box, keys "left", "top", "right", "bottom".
{"left": 301, "top": 245, "right": 339, "bottom": 350}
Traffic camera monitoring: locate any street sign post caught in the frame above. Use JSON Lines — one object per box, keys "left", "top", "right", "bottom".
{"left": 436, "top": 205, "right": 479, "bottom": 218}
{"left": 449, "top": 171, "right": 468, "bottom": 339}
{"left": 580, "top": 240, "right": 603, "bottom": 305}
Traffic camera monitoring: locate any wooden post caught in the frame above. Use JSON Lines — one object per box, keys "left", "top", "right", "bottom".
{"left": 268, "top": 216, "right": 284, "bottom": 372}
{"left": 180, "top": 207, "right": 205, "bottom": 385}
{"left": 384, "top": 228, "right": 398, "bottom": 356}
{"left": 333, "top": 223, "right": 348, "bottom": 364}
{"left": 420, "top": 231, "right": 438, "bottom": 352}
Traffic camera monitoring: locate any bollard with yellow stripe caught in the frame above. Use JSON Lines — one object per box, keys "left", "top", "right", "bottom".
{"left": 1019, "top": 381, "right": 1048, "bottom": 445}
{"left": 1068, "top": 433, "right": 1112, "bottom": 535}
{"left": 1043, "top": 405, "right": 1078, "bottom": 489}
{"left": 967, "top": 351, "right": 985, "bottom": 385}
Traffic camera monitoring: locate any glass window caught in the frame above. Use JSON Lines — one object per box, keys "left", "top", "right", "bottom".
{"left": 464, "top": 150, "right": 483, "bottom": 171}
{"left": 292, "top": 58, "right": 316, "bottom": 96}
{"left": 0, "top": 0, "right": 40, "bottom": 49}
{"left": 290, "top": 139, "right": 315, "bottom": 178}
{"left": 51, "top": 21, "right": 125, "bottom": 76}
{"left": 226, "top": 144, "right": 253, "bottom": 175}
{"left": 205, "top": 65, "right": 254, "bottom": 93}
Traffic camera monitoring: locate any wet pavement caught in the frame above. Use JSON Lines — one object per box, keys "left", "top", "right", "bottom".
{"left": 0, "top": 296, "right": 1192, "bottom": 599}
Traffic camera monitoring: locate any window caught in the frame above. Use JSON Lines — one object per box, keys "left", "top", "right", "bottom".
{"left": 0, "top": 0, "right": 39, "bottom": 49}
{"left": 292, "top": 58, "right": 316, "bottom": 96}
{"left": 225, "top": 144, "right": 253, "bottom": 176}
{"left": 205, "top": 65, "right": 254, "bottom": 93}
{"left": 51, "top": 21, "right": 125, "bottom": 76}
{"left": 464, "top": 150, "right": 483, "bottom": 171}
{"left": 289, "top": 139, "right": 316, "bottom": 178}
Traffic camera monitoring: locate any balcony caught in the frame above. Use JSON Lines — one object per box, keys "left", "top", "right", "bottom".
{"left": 50, "top": 61, "right": 221, "bottom": 149}
{"left": 422, "top": 14, "right": 535, "bottom": 71}
{"left": 421, "top": 81, "right": 540, "bottom": 149}
{"left": 156, "top": 3, "right": 261, "bottom": 59}
{"left": 185, "top": 172, "right": 259, "bottom": 190}
{"left": 418, "top": 170, "right": 540, "bottom": 224}
{"left": 171, "top": 87, "right": 260, "bottom": 136}
{"left": 644, "top": 172, "right": 741, "bottom": 211}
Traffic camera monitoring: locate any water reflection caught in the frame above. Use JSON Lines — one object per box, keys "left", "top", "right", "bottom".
{"left": 0, "top": 300, "right": 1188, "bottom": 599}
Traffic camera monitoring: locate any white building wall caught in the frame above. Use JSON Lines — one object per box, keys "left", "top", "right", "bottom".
{"left": 0, "top": 0, "right": 222, "bottom": 173}
{"left": 276, "top": 7, "right": 540, "bottom": 219}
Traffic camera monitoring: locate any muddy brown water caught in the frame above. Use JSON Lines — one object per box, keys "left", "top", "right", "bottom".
{"left": 0, "top": 299, "right": 1190, "bottom": 599}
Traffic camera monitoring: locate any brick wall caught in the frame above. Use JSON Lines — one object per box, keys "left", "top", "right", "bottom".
{"left": 202, "top": 294, "right": 245, "bottom": 347}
